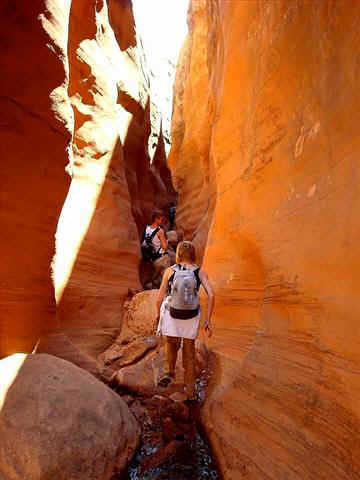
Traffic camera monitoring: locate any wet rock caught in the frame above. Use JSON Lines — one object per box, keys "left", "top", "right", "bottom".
{"left": 162, "top": 416, "right": 188, "bottom": 443}
{"left": 152, "top": 394, "right": 174, "bottom": 407}
{"left": 166, "top": 400, "right": 190, "bottom": 424}
{"left": 122, "top": 364, "right": 220, "bottom": 480}
{"left": 139, "top": 440, "right": 188, "bottom": 473}
{"left": 170, "top": 391, "right": 189, "bottom": 403}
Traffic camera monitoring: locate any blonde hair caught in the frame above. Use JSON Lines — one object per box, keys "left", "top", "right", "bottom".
{"left": 176, "top": 241, "right": 196, "bottom": 264}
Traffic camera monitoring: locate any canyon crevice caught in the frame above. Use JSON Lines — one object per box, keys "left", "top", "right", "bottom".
{"left": 1, "top": 0, "right": 360, "bottom": 479}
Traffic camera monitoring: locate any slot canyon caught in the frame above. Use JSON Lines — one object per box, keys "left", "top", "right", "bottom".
{"left": 1, "top": 1, "right": 360, "bottom": 479}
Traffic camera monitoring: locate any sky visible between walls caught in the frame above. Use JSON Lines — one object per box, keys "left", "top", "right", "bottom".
{"left": 132, "top": 0, "right": 190, "bottom": 159}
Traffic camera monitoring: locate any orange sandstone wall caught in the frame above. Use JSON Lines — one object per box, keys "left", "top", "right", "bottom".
{"left": 0, "top": 0, "right": 174, "bottom": 361}
{"left": 168, "top": 0, "right": 217, "bottom": 260}
{"left": 170, "top": 1, "right": 360, "bottom": 478}
{"left": 54, "top": 0, "right": 175, "bottom": 358}
{"left": 0, "top": 1, "right": 72, "bottom": 357}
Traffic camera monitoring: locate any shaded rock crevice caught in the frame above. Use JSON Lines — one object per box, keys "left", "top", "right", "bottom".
{"left": 0, "top": 0, "right": 72, "bottom": 358}
{"left": 0, "top": 95, "right": 71, "bottom": 139}
{"left": 168, "top": 0, "right": 219, "bottom": 262}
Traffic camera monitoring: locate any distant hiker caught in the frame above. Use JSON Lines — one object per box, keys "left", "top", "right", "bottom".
{"left": 168, "top": 201, "right": 176, "bottom": 230}
{"left": 155, "top": 241, "right": 215, "bottom": 401}
{"left": 141, "top": 212, "right": 175, "bottom": 288}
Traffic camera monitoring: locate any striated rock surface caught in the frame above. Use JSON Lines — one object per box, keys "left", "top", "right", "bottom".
{"left": 170, "top": 1, "right": 360, "bottom": 478}
{"left": 0, "top": 0, "right": 176, "bottom": 364}
{"left": 0, "top": 353, "right": 139, "bottom": 480}
{"left": 0, "top": 1, "right": 72, "bottom": 357}
{"left": 168, "top": 0, "right": 217, "bottom": 260}
{"left": 53, "top": 0, "right": 175, "bottom": 359}
{"left": 54, "top": 0, "right": 142, "bottom": 358}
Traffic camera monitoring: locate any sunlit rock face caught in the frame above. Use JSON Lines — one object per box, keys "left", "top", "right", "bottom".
{"left": 0, "top": 1, "right": 72, "bottom": 357}
{"left": 54, "top": 0, "right": 175, "bottom": 358}
{"left": 170, "top": 1, "right": 360, "bottom": 478}
{"left": 168, "top": 0, "right": 217, "bottom": 261}
{"left": 0, "top": 0, "right": 175, "bottom": 360}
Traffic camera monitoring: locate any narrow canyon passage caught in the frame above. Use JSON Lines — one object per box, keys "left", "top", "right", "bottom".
{"left": 1, "top": 1, "right": 360, "bottom": 480}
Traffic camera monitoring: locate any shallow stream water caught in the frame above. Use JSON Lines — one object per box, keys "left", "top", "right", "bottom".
{"left": 126, "top": 431, "right": 219, "bottom": 480}
{"left": 113, "top": 375, "right": 220, "bottom": 480}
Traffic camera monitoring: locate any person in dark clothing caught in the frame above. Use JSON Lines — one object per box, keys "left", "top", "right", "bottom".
{"left": 141, "top": 212, "right": 175, "bottom": 288}
{"left": 168, "top": 202, "right": 176, "bottom": 231}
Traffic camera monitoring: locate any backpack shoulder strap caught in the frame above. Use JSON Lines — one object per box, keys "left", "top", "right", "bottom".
{"left": 193, "top": 267, "right": 201, "bottom": 290}
{"left": 167, "top": 264, "right": 178, "bottom": 294}
{"left": 149, "top": 225, "right": 161, "bottom": 241}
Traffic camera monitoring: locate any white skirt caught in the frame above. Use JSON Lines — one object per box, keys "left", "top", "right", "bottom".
{"left": 157, "top": 296, "right": 200, "bottom": 340}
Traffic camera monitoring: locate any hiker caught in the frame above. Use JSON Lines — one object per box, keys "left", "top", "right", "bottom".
{"left": 168, "top": 201, "right": 176, "bottom": 230}
{"left": 141, "top": 212, "right": 175, "bottom": 288}
{"left": 155, "top": 240, "right": 215, "bottom": 401}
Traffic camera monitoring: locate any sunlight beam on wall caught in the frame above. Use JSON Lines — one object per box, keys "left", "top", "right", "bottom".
{"left": 0, "top": 354, "right": 27, "bottom": 411}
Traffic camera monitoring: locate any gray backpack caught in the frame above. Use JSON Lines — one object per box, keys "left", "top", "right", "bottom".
{"left": 169, "top": 264, "right": 200, "bottom": 319}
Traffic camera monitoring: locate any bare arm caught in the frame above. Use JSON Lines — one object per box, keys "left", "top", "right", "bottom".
{"left": 199, "top": 269, "right": 215, "bottom": 336}
{"left": 156, "top": 267, "right": 171, "bottom": 318}
{"left": 157, "top": 228, "right": 168, "bottom": 251}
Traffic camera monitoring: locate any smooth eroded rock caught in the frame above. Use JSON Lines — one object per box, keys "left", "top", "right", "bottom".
{"left": 169, "top": 0, "right": 360, "bottom": 478}
{"left": 55, "top": 0, "right": 175, "bottom": 359}
{"left": 0, "top": 353, "right": 139, "bottom": 480}
{"left": 0, "top": 0, "right": 72, "bottom": 357}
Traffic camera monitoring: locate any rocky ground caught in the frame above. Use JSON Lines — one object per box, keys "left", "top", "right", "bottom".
{"left": 97, "top": 290, "right": 220, "bottom": 479}
{"left": 114, "top": 373, "right": 219, "bottom": 480}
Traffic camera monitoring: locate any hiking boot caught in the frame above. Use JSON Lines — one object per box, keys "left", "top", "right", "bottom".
{"left": 157, "top": 374, "right": 172, "bottom": 388}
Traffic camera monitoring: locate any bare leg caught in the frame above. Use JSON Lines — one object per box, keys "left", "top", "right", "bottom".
{"left": 158, "top": 336, "right": 181, "bottom": 387}
{"left": 183, "top": 339, "right": 196, "bottom": 398}
{"left": 164, "top": 336, "right": 181, "bottom": 377}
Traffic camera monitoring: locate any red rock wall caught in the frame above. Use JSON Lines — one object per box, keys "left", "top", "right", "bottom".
{"left": 0, "top": 1, "right": 72, "bottom": 357}
{"left": 54, "top": 0, "right": 175, "bottom": 358}
{"left": 170, "top": 1, "right": 360, "bottom": 478}
{"left": 168, "top": 1, "right": 217, "bottom": 260}
{"left": 1, "top": 0, "right": 175, "bottom": 360}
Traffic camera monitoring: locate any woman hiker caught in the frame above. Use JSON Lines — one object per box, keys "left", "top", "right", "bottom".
{"left": 141, "top": 211, "right": 176, "bottom": 288}
{"left": 155, "top": 241, "right": 215, "bottom": 401}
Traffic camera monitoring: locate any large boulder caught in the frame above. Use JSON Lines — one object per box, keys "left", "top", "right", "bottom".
{"left": 0, "top": 353, "right": 139, "bottom": 480}
{"left": 122, "top": 290, "right": 158, "bottom": 339}
{"left": 37, "top": 331, "right": 105, "bottom": 379}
